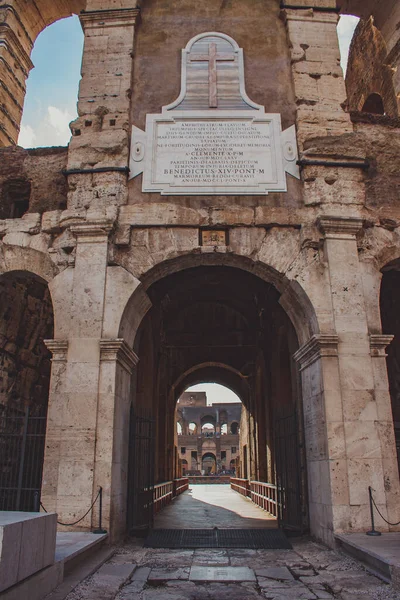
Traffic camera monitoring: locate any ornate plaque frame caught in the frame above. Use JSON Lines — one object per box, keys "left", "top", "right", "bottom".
{"left": 129, "top": 32, "right": 299, "bottom": 195}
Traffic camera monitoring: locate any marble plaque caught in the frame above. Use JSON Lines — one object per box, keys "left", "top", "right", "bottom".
{"left": 201, "top": 229, "right": 227, "bottom": 246}
{"left": 189, "top": 566, "right": 256, "bottom": 582}
{"left": 130, "top": 32, "right": 300, "bottom": 195}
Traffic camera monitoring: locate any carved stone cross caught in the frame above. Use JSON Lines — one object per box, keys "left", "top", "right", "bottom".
{"left": 190, "top": 42, "right": 235, "bottom": 108}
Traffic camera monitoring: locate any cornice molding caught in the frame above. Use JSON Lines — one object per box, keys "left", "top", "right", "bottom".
{"left": 100, "top": 339, "right": 139, "bottom": 373}
{"left": 70, "top": 221, "right": 113, "bottom": 242}
{"left": 44, "top": 339, "right": 68, "bottom": 362}
{"left": 370, "top": 334, "right": 394, "bottom": 358}
{"left": 0, "top": 25, "right": 34, "bottom": 74}
{"left": 317, "top": 216, "right": 364, "bottom": 240}
{"left": 293, "top": 334, "right": 338, "bottom": 370}
{"left": 80, "top": 8, "right": 141, "bottom": 30}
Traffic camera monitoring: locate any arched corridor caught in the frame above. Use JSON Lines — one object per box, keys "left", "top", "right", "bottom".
{"left": 127, "top": 263, "right": 309, "bottom": 534}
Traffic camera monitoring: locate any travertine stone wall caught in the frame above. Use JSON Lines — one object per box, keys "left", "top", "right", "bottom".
{"left": 0, "top": 0, "right": 399, "bottom": 545}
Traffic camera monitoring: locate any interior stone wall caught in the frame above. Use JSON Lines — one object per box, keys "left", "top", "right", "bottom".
{"left": 0, "top": 272, "right": 54, "bottom": 412}
{"left": 346, "top": 18, "right": 398, "bottom": 117}
{"left": 0, "top": 147, "right": 68, "bottom": 216}
{"left": 129, "top": 0, "right": 302, "bottom": 209}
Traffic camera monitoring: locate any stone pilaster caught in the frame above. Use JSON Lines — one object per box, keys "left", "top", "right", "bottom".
{"left": 41, "top": 340, "right": 69, "bottom": 514}
{"left": 41, "top": 221, "right": 112, "bottom": 529}
{"left": 316, "top": 215, "right": 400, "bottom": 536}
{"left": 369, "top": 334, "right": 400, "bottom": 530}
{"left": 294, "top": 334, "right": 341, "bottom": 546}
{"left": 94, "top": 339, "right": 139, "bottom": 540}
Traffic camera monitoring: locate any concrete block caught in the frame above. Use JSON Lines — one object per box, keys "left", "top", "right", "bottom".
{"left": 0, "top": 561, "right": 63, "bottom": 600}
{"left": 0, "top": 512, "right": 57, "bottom": 592}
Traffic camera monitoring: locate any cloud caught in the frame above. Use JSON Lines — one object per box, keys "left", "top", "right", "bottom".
{"left": 18, "top": 105, "right": 75, "bottom": 148}
{"left": 18, "top": 125, "right": 36, "bottom": 148}
{"left": 337, "top": 15, "right": 360, "bottom": 75}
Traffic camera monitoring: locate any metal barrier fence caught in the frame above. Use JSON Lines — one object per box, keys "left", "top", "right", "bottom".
{"left": 250, "top": 481, "right": 278, "bottom": 517}
{"left": 0, "top": 404, "right": 47, "bottom": 512}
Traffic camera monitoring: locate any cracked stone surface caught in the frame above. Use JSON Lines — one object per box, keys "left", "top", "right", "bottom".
{"left": 63, "top": 538, "right": 400, "bottom": 600}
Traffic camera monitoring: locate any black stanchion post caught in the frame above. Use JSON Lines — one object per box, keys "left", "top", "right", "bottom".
{"left": 366, "top": 486, "right": 381, "bottom": 536}
{"left": 33, "top": 491, "right": 40, "bottom": 512}
{"left": 93, "top": 487, "right": 107, "bottom": 534}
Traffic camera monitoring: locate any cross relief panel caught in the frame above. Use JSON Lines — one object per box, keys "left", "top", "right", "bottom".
{"left": 130, "top": 32, "right": 299, "bottom": 195}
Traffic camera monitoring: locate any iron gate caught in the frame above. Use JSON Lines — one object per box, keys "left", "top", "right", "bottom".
{"left": 0, "top": 404, "right": 47, "bottom": 511}
{"left": 275, "top": 412, "right": 306, "bottom": 532}
{"left": 127, "top": 407, "right": 155, "bottom": 533}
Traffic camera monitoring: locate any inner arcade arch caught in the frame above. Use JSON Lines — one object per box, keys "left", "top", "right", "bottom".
{"left": 125, "top": 260, "right": 312, "bottom": 534}
{"left": 0, "top": 270, "right": 54, "bottom": 512}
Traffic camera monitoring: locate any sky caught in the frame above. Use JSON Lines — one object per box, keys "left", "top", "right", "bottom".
{"left": 186, "top": 383, "right": 242, "bottom": 405}
{"left": 18, "top": 15, "right": 360, "bottom": 149}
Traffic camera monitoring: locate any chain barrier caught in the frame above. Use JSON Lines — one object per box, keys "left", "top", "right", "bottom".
{"left": 40, "top": 486, "right": 107, "bottom": 533}
{"left": 367, "top": 486, "right": 400, "bottom": 536}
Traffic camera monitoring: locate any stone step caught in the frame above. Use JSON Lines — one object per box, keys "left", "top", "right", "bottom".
{"left": 55, "top": 532, "right": 109, "bottom": 575}
{"left": 44, "top": 546, "right": 115, "bottom": 600}
{"left": 335, "top": 533, "right": 399, "bottom": 584}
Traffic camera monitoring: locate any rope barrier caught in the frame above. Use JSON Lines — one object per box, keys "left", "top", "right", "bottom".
{"left": 40, "top": 487, "right": 104, "bottom": 529}
{"left": 369, "top": 486, "right": 400, "bottom": 527}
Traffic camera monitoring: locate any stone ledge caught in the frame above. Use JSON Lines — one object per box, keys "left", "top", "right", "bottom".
{"left": 293, "top": 333, "right": 338, "bottom": 370}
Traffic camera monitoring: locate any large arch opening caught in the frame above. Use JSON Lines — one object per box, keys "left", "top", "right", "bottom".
{"left": 380, "top": 261, "right": 400, "bottom": 472}
{"left": 125, "top": 260, "right": 312, "bottom": 534}
{"left": 0, "top": 271, "right": 54, "bottom": 511}
{"left": 175, "top": 383, "right": 242, "bottom": 477}
{"left": 18, "top": 15, "right": 84, "bottom": 148}
{"left": 0, "top": 1, "right": 85, "bottom": 147}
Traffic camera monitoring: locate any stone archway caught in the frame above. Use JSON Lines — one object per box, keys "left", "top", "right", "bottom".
{"left": 0, "top": 270, "right": 54, "bottom": 511}
{"left": 122, "top": 255, "right": 318, "bottom": 535}
{"left": 0, "top": 0, "right": 86, "bottom": 146}
{"left": 380, "top": 259, "right": 400, "bottom": 473}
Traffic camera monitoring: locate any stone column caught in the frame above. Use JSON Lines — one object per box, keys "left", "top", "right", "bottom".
{"left": 96, "top": 339, "right": 138, "bottom": 541}
{"left": 315, "top": 215, "right": 400, "bottom": 538}
{"left": 66, "top": 6, "right": 140, "bottom": 215}
{"left": 282, "top": 1, "right": 352, "bottom": 147}
{"left": 0, "top": 2, "right": 34, "bottom": 145}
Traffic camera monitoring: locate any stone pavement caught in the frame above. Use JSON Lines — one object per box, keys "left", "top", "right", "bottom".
{"left": 154, "top": 485, "right": 277, "bottom": 529}
{"left": 63, "top": 538, "right": 400, "bottom": 600}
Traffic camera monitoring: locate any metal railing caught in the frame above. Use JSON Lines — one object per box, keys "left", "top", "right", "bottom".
{"left": 174, "top": 477, "right": 189, "bottom": 496}
{"left": 250, "top": 481, "right": 278, "bottom": 517}
{"left": 153, "top": 477, "right": 189, "bottom": 514}
{"left": 153, "top": 481, "right": 174, "bottom": 514}
{"left": 230, "top": 477, "right": 250, "bottom": 497}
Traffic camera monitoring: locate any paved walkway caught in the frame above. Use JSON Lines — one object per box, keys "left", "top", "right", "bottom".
{"left": 154, "top": 484, "right": 277, "bottom": 529}
{"left": 64, "top": 538, "right": 400, "bottom": 600}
